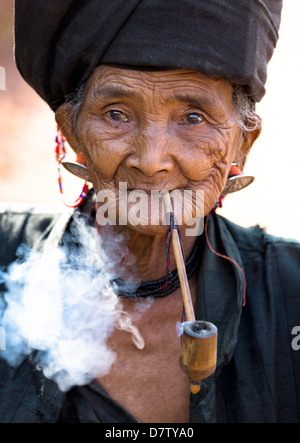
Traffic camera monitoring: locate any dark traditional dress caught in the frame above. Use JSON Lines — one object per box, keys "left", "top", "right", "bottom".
{"left": 1, "top": 197, "right": 299, "bottom": 423}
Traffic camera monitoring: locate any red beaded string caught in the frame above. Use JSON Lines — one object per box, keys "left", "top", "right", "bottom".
{"left": 213, "top": 195, "right": 225, "bottom": 211}
{"left": 55, "top": 126, "right": 89, "bottom": 208}
{"left": 205, "top": 213, "right": 246, "bottom": 306}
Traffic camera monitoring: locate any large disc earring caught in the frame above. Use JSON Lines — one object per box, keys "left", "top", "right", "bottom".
{"left": 222, "top": 163, "right": 254, "bottom": 196}
{"left": 62, "top": 153, "right": 91, "bottom": 182}
{"left": 214, "top": 163, "right": 255, "bottom": 210}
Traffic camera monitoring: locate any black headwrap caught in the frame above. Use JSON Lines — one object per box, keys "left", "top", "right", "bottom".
{"left": 14, "top": 0, "right": 282, "bottom": 110}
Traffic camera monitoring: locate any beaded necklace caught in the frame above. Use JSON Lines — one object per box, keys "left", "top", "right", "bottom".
{"left": 111, "top": 232, "right": 204, "bottom": 298}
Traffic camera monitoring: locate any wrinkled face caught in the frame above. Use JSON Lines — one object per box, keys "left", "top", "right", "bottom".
{"left": 58, "top": 66, "right": 251, "bottom": 234}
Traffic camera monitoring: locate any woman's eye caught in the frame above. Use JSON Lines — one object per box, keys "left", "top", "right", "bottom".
{"left": 107, "top": 110, "right": 129, "bottom": 122}
{"left": 182, "top": 113, "right": 203, "bottom": 125}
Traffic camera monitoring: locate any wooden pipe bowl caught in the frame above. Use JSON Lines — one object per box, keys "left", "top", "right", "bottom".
{"left": 179, "top": 320, "right": 218, "bottom": 394}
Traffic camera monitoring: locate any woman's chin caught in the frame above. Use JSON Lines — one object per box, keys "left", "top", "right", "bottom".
{"left": 123, "top": 220, "right": 204, "bottom": 237}
{"left": 123, "top": 222, "right": 169, "bottom": 236}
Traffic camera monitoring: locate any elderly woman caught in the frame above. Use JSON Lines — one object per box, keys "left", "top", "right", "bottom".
{"left": 1, "top": 0, "right": 300, "bottom": 424}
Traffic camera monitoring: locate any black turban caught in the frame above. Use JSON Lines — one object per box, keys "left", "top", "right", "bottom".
{"left": 14, "top": 0, "right": 282, "bottom": 110}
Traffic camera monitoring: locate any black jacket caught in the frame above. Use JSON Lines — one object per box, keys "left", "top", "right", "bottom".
{"left": 0, "top": 201, "right": 300, "bottom": 423}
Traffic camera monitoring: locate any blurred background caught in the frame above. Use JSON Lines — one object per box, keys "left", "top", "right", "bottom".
{"left": 0, "top": 0, "right": 300, "bottom": 240}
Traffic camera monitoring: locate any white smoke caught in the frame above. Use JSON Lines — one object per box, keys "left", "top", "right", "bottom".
{"left": 0, "top": 213, "right": 145, "bottom": 392}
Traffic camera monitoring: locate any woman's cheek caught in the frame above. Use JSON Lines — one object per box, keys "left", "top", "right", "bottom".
{"left": 178, "top": 131, "right": 230, "bottom": 182}
{"left": 197, "top": 177, "right": 222, "bottom": 213}
{"left": 79, "top": 124, "right": 125, "bottom": 179}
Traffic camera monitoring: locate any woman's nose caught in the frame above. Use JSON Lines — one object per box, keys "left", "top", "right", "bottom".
{"left": 125, "top": 131, "right": 175, "bottom": 177}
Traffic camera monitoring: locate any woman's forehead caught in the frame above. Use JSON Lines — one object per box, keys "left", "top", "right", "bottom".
{"left": 86, "top": 65, "right": 234, "bottom": 108}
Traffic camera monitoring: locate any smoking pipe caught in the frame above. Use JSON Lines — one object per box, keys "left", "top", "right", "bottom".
{"left": 162, "top": 192, "right": 218, "bottom": 394}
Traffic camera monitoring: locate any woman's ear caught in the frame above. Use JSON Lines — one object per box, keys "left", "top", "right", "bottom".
{"left": 55, "top": 103, "right": 81, "bottom": 154}
{"left": 237, "top": 115, "right": 262, "bottom": 167}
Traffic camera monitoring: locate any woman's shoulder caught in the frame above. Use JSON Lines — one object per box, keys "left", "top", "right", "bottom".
{"left": 216, "top": 213, "right": 300, "bottom": 293}
{"left": 0, "top": 202, "right": 65, "bottom": 220}
{"left": 0, "top": 202, "right": 67, "bottom": 266}
{"left": 216, "top": 212, "right": 300, "bottom": 253}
